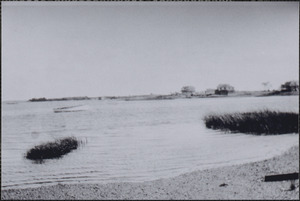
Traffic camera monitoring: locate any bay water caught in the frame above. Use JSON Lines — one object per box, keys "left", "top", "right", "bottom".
{"left": 1, "top": 95, "right": 299, "bottom": 190}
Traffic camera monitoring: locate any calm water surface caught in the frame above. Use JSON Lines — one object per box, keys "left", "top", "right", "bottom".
{"left": 2, "top": 96, "right": 299, "bottom": 190}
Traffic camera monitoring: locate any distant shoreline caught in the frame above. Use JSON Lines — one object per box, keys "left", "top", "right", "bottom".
{"left": 28, "top": 90, "right": 299, "bottom": 102}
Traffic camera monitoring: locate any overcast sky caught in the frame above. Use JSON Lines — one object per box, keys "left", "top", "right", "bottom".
{"left": 2, "top": 1, "right": 299, "bottom": 101}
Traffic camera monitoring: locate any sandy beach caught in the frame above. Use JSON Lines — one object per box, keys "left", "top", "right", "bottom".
{"left": 2, "top": 145, "right": 299, "bottom": 200}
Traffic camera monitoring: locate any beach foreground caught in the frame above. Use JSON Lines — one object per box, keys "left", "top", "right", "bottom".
{"left": 2, "top": 145, "right": 299, "bottom": 200}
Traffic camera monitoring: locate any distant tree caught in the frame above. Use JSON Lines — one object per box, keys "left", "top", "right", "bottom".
{"left": 281, "top": 81, "right": 299, "bottom": 92}
{"left": 215, "top": 84, "right": 234, "bottom": 95}
{"left": 262, "top": 82, "right": 272, "bottom": 91}
{"left": 181, "top": 86, "right": 195, "bottom": 94}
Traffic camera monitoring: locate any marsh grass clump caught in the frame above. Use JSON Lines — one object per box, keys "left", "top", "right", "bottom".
{"left": 26, "top": 137, "right": 79, "bottom": 160}
{"left": 204, "top": 110, "right": 299, "bottom": 135}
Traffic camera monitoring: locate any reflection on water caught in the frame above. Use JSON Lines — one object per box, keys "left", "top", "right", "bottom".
{"left": 1, "top": 96, "right": 299, "bottom": 190}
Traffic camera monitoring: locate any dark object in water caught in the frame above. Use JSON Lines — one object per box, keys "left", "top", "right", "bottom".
{"left": 26, "top": 137, "right": 79, "bottom": 160}
{"left": 219, "top": 183, "right": 228, "bottom": 187}
{"left": 204, "top": 110, "right": 298, "bottom": 135}
{"left": 290, "top": 182, "right": 296, "bottom": 191}
{"left": 264, "top": 172, "right": 299, "bottom": 182}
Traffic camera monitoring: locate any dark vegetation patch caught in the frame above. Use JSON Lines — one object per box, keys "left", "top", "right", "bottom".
{"left": 204, "top": 110, "right": 299, "bottom": 135}
{"left": 26, "top": 137, "right": 80, "bottom": 161}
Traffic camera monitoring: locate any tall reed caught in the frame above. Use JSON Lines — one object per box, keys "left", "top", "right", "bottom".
{"left": 26, "top": 137, "right": 79, "bottom": 160}
{"left": 204, "top": 110, "right": 298, "bottom": 135}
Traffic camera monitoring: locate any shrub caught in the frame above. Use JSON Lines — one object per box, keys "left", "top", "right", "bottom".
{"left": 204, "top": 110, "right": 299, "bottom": 135}
{"left": 26, "top": 137, "right": 79, "bottom": 160}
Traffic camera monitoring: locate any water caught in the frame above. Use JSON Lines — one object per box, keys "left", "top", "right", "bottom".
{"left": 1, "top": 96, "right": 299, "bottom": 190}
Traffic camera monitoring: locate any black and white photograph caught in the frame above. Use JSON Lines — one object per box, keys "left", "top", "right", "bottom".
{"left": 1, "top": 1, "right": 299, "bottom": 200}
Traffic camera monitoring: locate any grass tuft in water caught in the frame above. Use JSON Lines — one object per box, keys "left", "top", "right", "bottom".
{"left": 26, "top": 137, "right": 79, "bottom": 160}
{"left": 204, "top": 110, "right": 299, "bottom": 135}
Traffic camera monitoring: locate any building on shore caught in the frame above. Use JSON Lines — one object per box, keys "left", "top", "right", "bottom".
{"left": 205, "top": 89, "right": 215, "bottom": 95}
{"left": 215, "top": 84, "right": 235, "bottom": 95}
{"left": 281, "top": 81, "right": 299, "bottom": 92}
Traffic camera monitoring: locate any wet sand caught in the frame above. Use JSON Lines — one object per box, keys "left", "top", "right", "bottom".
{"left": 2, "top": 145, "right": 299, "bottom": 200}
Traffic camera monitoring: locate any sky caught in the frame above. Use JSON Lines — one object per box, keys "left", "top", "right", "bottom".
{"left": 2, "top": 1, "right": 299, "bottom": 101}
